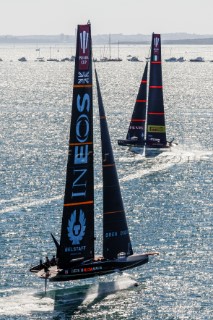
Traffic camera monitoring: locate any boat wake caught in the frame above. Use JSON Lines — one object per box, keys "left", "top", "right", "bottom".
{"left": 1, "top": 148, "right": 212, "bottom": 215}
{"left": 119, "top": 147, "right": 213, "bottom": 183}
{"left": 0, "top": 195, "right": 62, "bottom": 215}
{"left": 82, "top": 273, "right": 138, "bottom": 305}
{"left": 50, "top": 273, "right": 139, "bottom": 316}
{"left": 0, "top": 288, "right": 54, "bottom": 317}
{"left": 0, "top": 274, "right": 139, "bottom": 318}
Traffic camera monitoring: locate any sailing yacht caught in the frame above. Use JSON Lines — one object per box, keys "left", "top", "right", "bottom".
{"left": 118, "top": 33, "right": 176, "bottom": 155}
{"left": 98, "top": 35, "right": 122, "bottom": 62}
{"left": 30, "top": 23, "right": 158, "bottom": 283}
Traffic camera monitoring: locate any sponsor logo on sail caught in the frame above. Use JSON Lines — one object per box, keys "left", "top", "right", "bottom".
{"left": 79, "top": 26, "right": 90, "bottom": 70}
{"left": 147, "top": 125, "right": 165, "bottom": 133}
{"left": 67, "top": 209, "right": 86, "bottom": 245}
{"left": 130, "top": 125, "right": 144, "bottom": 130}
{"left": 154, "top": 37, "right": 159, "bottom": 48}
{"left": 80, "top": 30, "right": 88, "bottom": 54}
{"left": 78, "top": 71, "right": 89, "bottom": 84}
{"left": 65, "top": 245, "right": 86, "bottom": 252}
{"left": 153, "top": 35, "right": 160, "bottom": 61}
{"left": 71, "top": 92, "right": 91, "bottom": 198}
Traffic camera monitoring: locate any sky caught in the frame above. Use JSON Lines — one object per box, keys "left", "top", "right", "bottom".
{"left": 0, "top": 0, "right": 212, "bottom": 36}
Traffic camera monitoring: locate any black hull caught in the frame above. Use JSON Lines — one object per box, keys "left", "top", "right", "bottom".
{"left": 146, "top": 143, "right": 170, "bottom": 149}
{"left": 118, "top": 139, "right": 174, "bottom": 149}
{"left": 118, "top": 139, "right": 145, "bottom": 147}
{"left": 52, "top": 254, "right": 148, "bottom": 282}
{"left": 30, "top": 254, "right": 149, "bottom": 282}
{"left": 146, "top": 139, "right": 177, "bottom": 150}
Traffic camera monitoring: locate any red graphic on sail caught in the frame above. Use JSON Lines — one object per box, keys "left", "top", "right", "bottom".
{"left": 79, "top": 25, "right": 90, "bottom": 70}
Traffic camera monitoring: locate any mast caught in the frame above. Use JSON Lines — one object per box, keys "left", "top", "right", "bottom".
{"left": 95, "top": 69, "right": 133, "bottom": 259}
{"left": 146, "top": 33, "right": 167, "bottom": 145}
{"left": 58, "top": 23, "right": 94, "bottom": 268}
{"left": 109, "top": 34, "right": 111, "bottom": 60}
{"left": 126, "top": 62, "right": 148, "bottom": 143}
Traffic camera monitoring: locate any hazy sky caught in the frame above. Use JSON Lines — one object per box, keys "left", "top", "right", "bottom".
{"left": 0, "top": 0, "right": 212, "bottom": 36}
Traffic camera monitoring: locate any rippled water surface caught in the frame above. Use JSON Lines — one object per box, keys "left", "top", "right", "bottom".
{"left": 0, "top": 44, "right": 213, "bottom": 319}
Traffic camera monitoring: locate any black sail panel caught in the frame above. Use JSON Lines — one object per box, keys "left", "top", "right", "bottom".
{"left": 95, "top": 69, "right": 133, "bottom": 259}
{"left": 126, "top": 62, "right": 148, "bottom": 144}
{"left": 59, "top": 24, "right": 94, "bottom": 268}
{"left": 146, "top": 33, "right": 167, "bottom": 145}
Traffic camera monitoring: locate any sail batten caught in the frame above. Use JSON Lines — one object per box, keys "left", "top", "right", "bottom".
{"left": 64, "top": 200, "right": 94, "bottom": 207}
{"left": 73, "top": 84, "right": 93, "bottom": 88}
{"left": 69, "top": 142, "right": 93, "bottom": 146}
{"left": 148, "top": 112, "right": 165, "bottom": 115}
{"left": 149, "top": 85, "right": 163, "bottom": 88}
{"left": 104, "top": 210, "right": 125, "bottom": 215}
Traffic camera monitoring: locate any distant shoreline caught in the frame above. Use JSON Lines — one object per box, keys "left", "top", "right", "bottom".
{"left": 0, "top": 33, "right": 213, "bottom": 45}
{"left": 120, "top": 38, "right": 213, "bottom": 45}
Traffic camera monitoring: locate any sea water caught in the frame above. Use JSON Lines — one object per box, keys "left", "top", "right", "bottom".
{"left": 0, "top": 44, "right": 212, "bottom": 319}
